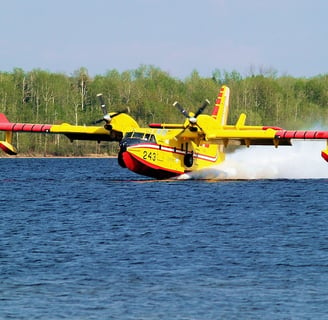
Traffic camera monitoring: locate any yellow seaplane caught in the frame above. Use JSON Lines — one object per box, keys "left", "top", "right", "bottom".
{"left": 1, "top": 85, "right": 328, "bottom": 179}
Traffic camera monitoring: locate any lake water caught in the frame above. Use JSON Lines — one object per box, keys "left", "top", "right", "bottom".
{"left": 1, "top": 157, "right": 328, "bottom": 319}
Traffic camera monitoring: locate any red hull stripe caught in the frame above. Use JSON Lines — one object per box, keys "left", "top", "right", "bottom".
{"left": 128, "top": 143, "right": 218, "bottom": 163}
{"left": 122, "top": 151, "right": 183, "bottom": 179}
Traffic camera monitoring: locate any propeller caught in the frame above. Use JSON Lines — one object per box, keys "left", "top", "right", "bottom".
{"left": 173, "top": 101, "right": 189, "bottom": 118}
{"left": 173, "top": 99, "right": 210, "bottom": 127}
{"left": 97, "top": 93, "right": 108, "bottom": 117}
{"left": 95, "top": 93, "right": 111, "bottom": 124}
{"left": 195, "top": 99, "right": 210, "bottom": 117}
{"left": 93, "top": 94, "right": 130, "bottom": 125}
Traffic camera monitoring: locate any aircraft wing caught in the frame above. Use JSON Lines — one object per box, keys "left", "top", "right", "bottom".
{"left": 0, "top": 113, "right": 139, "bottom": 155}
{"left": 205, "top": 126, "right": 328, "bottom": 161}
{"left": 0, "top": 116, "right": 116, "bottom": 140}
{"left": 203, "top": 125, "right": 328, "bottom": 147}
{"left": 162, "top": 112, "right": 328, "bottom": 161}
{"left": 205, "top": 127, "right": 289, "bottom": 146}
{"left": 191, "top": 113, "right": 328, "bottom": 145}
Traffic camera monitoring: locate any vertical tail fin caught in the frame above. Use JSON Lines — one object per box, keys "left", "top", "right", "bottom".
{"left": 0, "top": 113, "right": 10, "bottom": 123}
{"left": 211, "top": 85, "right": 230, "bottom": 126}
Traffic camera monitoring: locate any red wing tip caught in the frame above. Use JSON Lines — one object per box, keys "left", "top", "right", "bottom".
{"left": 321, "top": 150, "right": 328, "bottom": 162}
{"left": 0, "top": 141, "right": 17, "bottom": 155}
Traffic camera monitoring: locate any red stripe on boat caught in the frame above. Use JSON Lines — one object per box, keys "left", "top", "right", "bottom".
{"left": 122, "top": 151, "right": 183, "bottom": 179}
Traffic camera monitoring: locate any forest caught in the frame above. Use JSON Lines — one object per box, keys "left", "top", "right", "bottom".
{"left": 1, "top": 65, "right": 328, "bottom": 156}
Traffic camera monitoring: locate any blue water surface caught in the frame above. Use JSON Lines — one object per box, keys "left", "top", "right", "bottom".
{"left": 1, "top": 158, "right": 328, "bottom": 319}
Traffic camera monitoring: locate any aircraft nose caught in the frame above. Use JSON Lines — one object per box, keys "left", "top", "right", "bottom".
{"left": 118, "top": 139, "right": 130, "bottom": 168}
{"left": 120, "top": 140, "right": 127, "bottom": 152}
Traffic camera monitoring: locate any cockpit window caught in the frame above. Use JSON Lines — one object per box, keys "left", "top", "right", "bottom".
{"left": 125, "top": 132, "right": 134, "bottom": 138}
{"left": 133, "top": 132, "right": 144, "bottom": 139}
{"left": 123, "top": 132, "right": 157, "bottom": 143}
{"left": 149, "top": 135, "right": 156, "bottom": 143}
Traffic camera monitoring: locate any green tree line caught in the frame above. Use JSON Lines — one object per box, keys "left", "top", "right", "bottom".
{"left": 1, "top": 65, "right": 328, "bottom": 156}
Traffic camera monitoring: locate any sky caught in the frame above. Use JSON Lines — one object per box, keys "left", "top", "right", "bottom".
{"left": 0, "top": 0, "right": 327, "bottom": 79}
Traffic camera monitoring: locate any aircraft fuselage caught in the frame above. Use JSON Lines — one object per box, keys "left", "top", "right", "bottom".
{"left": 118, "top": 129, "right": 225, "bottom": 179}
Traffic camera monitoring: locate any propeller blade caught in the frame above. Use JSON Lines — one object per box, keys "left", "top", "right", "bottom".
{"left": 194, "top": 99, "right": 210, "bottom": 117}
{"left": 93, "top": 118, "right": 104, "bottom": 124}
{"left": 173, "top": 101, "right": 189, "bottom": 118}
{"left": 92, "top": 105, "right": 130, "bottom": 125}
{"left": 97, "top": 93, "right": 108, "bottom": 116}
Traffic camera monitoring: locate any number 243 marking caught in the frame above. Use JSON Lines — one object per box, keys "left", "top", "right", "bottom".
{"left": 143, "top": 151, "right": 156, "bottom": 161}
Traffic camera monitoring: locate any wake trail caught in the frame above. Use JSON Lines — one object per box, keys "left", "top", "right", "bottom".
{"left": 179, "top": 141, "right": 328, "bottom": 180}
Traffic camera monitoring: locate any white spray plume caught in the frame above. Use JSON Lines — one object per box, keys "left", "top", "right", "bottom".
{"left": 179, "top": 141, "right": 328, "bottom": 180}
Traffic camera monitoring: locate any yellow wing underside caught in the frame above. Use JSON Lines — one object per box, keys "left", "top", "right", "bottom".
{"left": 50, "top": 113, "right": 140, "bottom": 142}
{"left": 50, "top": 124, "right": 116, "bottom": 141}
{"left": 173, "top": 114, "right": 291, "bottom": 147}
